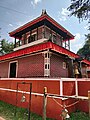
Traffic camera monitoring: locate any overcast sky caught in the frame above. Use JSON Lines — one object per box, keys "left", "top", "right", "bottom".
{"left": 0, "top": 0, "right": 89, "bottom": 53}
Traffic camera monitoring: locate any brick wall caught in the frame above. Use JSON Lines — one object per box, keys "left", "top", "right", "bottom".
{"left": 50, "top": 54, "right": 69, "bottom": 77}
{"left": 17, "top": 53, "right": 44, "bottom": 77}
{"left": 0, "top": 62, "right": 9, "bottom": 78}
{"left": 0, "top": 53, "right": 44, "bottom": 78}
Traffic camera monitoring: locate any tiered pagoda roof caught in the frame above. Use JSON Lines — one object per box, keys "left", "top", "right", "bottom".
{"left": 0, "top": 10, "right": 90, "bottom": 65}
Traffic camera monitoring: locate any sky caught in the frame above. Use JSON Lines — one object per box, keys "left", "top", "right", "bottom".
{"left": 0, "top": 0, "right": 89, "bottom": 53}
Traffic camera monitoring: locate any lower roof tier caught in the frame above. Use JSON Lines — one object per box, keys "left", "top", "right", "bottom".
{"left": 0, "top": 41, "right": 90, "bottom": 65}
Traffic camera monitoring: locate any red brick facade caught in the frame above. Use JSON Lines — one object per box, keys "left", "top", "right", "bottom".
{"left": 3, "top": 11, "right": 89, "bottom": 78}
{"left": 0, "top": 53, "right": 44, "bottom": 78}
{"left": 0, "top": 62, "right": 9, "bottom": 78}
{"left": 17, "top": 53, "right": 44, "bottom": 77}
{"left": 0, "top": 51, "right": 73, "bottom": 78}
{"left": 50, "top": 53, "right": 69, "bottom": 77}
{"left": 0, "top": 50, "right": 89, "bottom": 78}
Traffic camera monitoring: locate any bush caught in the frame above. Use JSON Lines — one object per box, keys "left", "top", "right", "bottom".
{"left": 68, "top": 111, "right": 90, "bottom": 120}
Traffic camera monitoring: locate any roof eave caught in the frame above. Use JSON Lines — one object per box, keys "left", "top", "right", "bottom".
{"left": 9, "top": 14, "right": 74, "bottom": 39}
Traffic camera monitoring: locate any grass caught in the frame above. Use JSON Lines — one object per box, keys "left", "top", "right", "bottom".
{"left": 0, "top": 100, "right": 90, "bottom": 120}
{"left": 68, "top": 110, "right": 90, "bottom": 120}
{"left": 0, "top": 100, "right": 53, "bottom": 120}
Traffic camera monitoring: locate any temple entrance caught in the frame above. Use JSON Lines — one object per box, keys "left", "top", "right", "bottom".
{"left": 9, "top": 62, "right": 17, "bottom": 78}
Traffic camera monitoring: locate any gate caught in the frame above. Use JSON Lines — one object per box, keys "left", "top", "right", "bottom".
{"left": 15, "top": 82, "right": 32, "bottom": 120}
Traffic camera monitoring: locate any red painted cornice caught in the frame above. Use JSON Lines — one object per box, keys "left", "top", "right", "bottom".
{"left": 0, "top": 42, "right": 90, "bottom": 65}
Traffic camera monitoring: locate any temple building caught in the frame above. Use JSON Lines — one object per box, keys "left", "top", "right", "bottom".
{"left": 0, "top": 10, "right": 90, "bottom": 78}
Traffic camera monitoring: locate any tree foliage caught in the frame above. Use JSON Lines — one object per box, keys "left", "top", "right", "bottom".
{"left": 0, "top": 39, "right": 14, "bottom": 55}
{"left": 68, "top": 0, "right": 90, "bottom": 60}
{"left": 68, "top": 0, "right": 90, "bottom": 25}
{"left": 77, "top": 33, "right": 90, "bottom": 60}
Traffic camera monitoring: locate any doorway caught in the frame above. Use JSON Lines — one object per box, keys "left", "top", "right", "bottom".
{"left": 9, "top": 61, "right": 17, "bottom": 78}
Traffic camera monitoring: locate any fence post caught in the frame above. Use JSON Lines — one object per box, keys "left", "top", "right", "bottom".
{"left": 88, "top": 91, "right": 90, "bottom": 117}
{"left": 43, "top": 87, "right": 47, "bottom": 120}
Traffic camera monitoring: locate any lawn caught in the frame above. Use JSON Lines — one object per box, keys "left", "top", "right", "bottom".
{"left": 68, "top": 111, "right": 90, "bottom": 120}
{"left": 0, "top": 100, "right": 53, "bottom": 120}
{"left": 0, "top": 100, "right": 90, "bottom": 120}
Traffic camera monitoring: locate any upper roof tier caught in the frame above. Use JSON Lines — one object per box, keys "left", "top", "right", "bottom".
{"left": 9, "top": 10, "right": 74, "bottom": 40}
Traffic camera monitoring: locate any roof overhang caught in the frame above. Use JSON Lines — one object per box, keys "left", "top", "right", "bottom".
{"left": 9, "top": 14, "right": 74, "bottom": 40}
{"left": 0, "top": 42, "right": 90, "bottom": 65}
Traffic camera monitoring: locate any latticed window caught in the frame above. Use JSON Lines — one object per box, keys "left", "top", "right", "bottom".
{"left": 63, "top": 62, "right": 66, "bottom": 69}
{"left": 44, "top": 52, "right": 50, "bottom": 76}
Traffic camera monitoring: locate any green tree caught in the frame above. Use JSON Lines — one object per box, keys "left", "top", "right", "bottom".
{"left": 68, "top": 0, "right": 90, "bottom": 60}
{"left": 0, "top": 39, "right": 14, "bottom": 55}
{"left": 77, "top": 33, "right": 90, "bottom": 60}
{"left": 68, "top": 0, "right": 90, "bottom": 25}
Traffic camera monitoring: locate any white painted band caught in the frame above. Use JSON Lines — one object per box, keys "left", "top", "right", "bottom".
{"left": 0, "top": 87, "right": 88, "bottom": 100}
{"left": 0, "top": 78, "right": 90, "bottom": 81}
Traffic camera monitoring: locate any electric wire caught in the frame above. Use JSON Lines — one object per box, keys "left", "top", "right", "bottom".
{"left": 0, "top": 5, "right": 30, "bottom": 17}
{"left": 0, "top": 19, "right": 19, "bottom": 26}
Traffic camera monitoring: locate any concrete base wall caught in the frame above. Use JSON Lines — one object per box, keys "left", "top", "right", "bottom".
{"left": 0, "top": 78, "right": 90, "bottom": 120}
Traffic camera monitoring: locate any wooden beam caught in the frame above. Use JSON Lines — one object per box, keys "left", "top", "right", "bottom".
{"left": 68, "top": 39, "right": 70, "bottom": 50}
{"left": 19, "top": 38, "right": 21, "bottom": 46}
{"left": 88, "top": 91, "right": 90, "bottom": 117}
{"left": 37, "top": 27, "right": 38, "bottom": 40}
{"left": 44, "top": 22, "right": 46, "bottom": 38}
{"left": 14, "top": 37, "right": 16, "bottom": 48}
{"left": 60, "top": 36, "right": 63, "bottom": 47}
{"left": 43, "top": 87, "right": 47, "bottom": 120}
{"left": 65, "top": 40, "right": 66, "bottom": 49}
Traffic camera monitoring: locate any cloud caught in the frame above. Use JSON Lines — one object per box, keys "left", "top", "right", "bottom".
{"left": 74, "top": 33, "right": 81, "bottom": 41}
{"left": 31, "top": 1, "right": 35, "bottom": 8}
{"left": 17, "top": 22, "right": 24, "bottom": 26}
{"left": 58, "top": 8, "right": 70, "bottom": 21}
{"left": 6, "top": 11, "right": 10, "bottom": 15}
{"left": 84, "top": 25, "right": 88, "bottom": 30}
{"left": 70, "top": 33, "right": 84, "bottom": 53}
{"left": 34, "top": 0, "right": 42, "bottom": 4}
{"left": 8, "top": 24, "right": 13, "bottom": 27}
{"left": 61, "top": 8, "right": 70, "bottom": 16}
{"left": 31, "top": 0, "right": 42, "bottom": 7}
